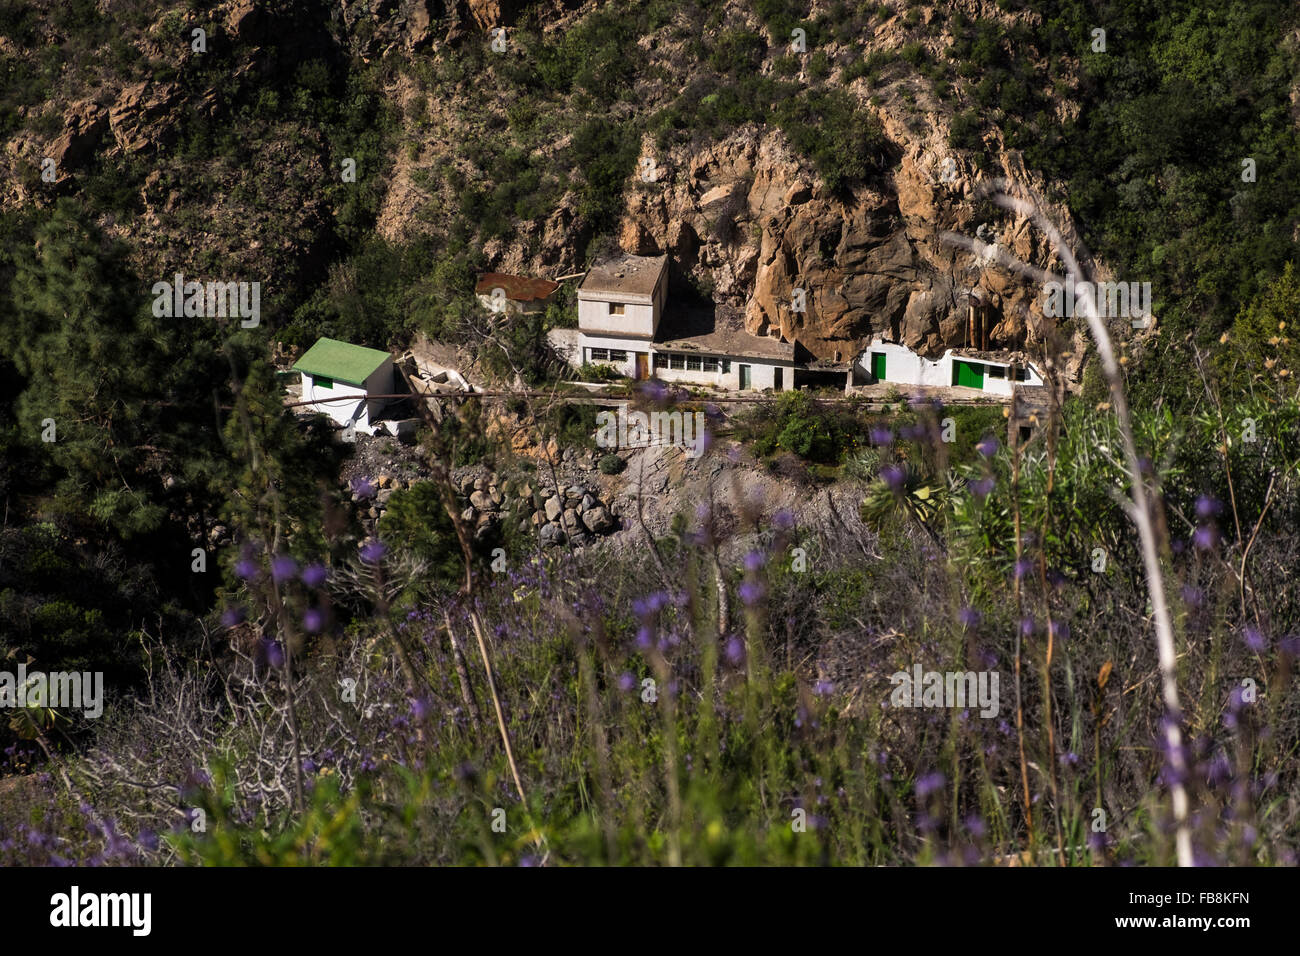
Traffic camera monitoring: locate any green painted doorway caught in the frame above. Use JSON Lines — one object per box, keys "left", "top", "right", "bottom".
{"left": 953, "top": 360, "right": 985, "bottom": 389}
{"left": 871, "top": 352, "right": 887, "bottom": 381}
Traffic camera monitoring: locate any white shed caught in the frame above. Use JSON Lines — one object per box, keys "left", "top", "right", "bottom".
{"left": 292, "top": 337, "right": 395, "bottom": 434}
{"left": 854, "top": 339, "right": 1044, "bottom": 396}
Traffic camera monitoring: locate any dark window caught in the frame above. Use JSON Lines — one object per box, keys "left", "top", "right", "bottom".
{"left": 686, "top": 355, "right": 703, "bottom": 371}
{"left": 609, "top": 350, "right": 628, "bottom": 363}
{"left": 702, "top": 357, "right": 720, "bottom": 372}
{"left": 654, "top": 353, "right": 668, "bottom": 369}
{"left": 314, "top": 375, "right": 333, "bottom": 390}
{"left": 987, "top": 364, "right": 1006, "bottom": 378}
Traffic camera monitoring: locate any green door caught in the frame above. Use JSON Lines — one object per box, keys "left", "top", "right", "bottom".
{"left": 739, "top": 364, "right": 752, "bottom": 390}
{"left": 953, "top": 360, "right": 985, "bottom": 389}
{"left": 871, "top": 352, "right": 887, "bottom": 381}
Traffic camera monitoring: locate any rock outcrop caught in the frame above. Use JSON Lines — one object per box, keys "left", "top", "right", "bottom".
{"left": 619, "top": 116, "right": 1082, "bottom": 362}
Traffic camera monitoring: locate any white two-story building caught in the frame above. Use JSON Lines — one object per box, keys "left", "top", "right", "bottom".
{"left": 571, "top": 252, "right": 794, "bottom": 391}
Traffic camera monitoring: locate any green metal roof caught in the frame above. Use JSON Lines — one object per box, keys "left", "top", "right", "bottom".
{"left": 292, "top": 337, "right": 391, "bottom": 386}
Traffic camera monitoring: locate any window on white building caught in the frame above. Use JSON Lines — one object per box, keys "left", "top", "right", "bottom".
{"left": 609, "top": 350, "right": 628, "bottom": 363}
{"left": 686, "top": 356, "right": 703, "bottom": 371}
{"left": 610, "top": 303, "right": 625, "bottom": 315}
{"left": 702, "top": 357, "right": 719, "bottom": 372}
{"left": 654, "top": 353, "right": 668, "bottom": 369}
{"left": 589, "top": 348, "right": 609, "bottom": 362}
{"left": 670, "top": 354, "right": 685, "bottom": 370}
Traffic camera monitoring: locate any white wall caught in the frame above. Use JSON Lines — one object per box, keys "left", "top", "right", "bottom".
{"left": 654, "top": 355, "right": 792, "bottom": 391}
{"left": 855, "top": 340, "right": 1044, "bottom": 395}
{"left": 303, "top": 376, "right": 369, "bottom": 428}
{"left": 577, "top": 332, "right": 650, "bottom": 378}
{"left": 577, "top": 296, "right": 658, "bottom": 338}
{"left": 301, "top": 359, "right": 394, "bottom": 431}
{"left": 855, "top": 341, "right": 937, "bottom": 386}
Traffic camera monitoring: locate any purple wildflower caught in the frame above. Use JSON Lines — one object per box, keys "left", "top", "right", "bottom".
{"left": 1195, "top": 495, "right": 1222, "bottom": 519}
{"left": 271, "top": 554, "right": 298, "bottom": 583}
{"left": 870, "top": 426, "right": 894, "bottom": 446}
{"left": 302, "top": 607, "right": 324, "bottom": 633}
{"left": 234, "top": 558, "right": 259, "bottom": 581}
{"left": 724, "top": 636, "right": 745, "bottom": 666}
{"left": 617, "top": 672, "right": 636, "bottom": 692}
{"left": 880, "top": 464, "right": 906, "bottom": 491}
{"left": 350, "top": 476, "right": 376, "bottom": 500}
{"left": 976, "top": 435, "right": 998, "bottom": 458}
{"left": 360, "top": 539, "right": 387, "bottom": 564}
{"left": 1242, "top": 626, "right": 1266, "bottom": 652}
{"left": 1193, "top": 525, "right": 1217, "bottom": 551}
{"left": 301, "top": 563, "right": 328, "bottom": 588}
{"left": 915, "top": 772, "right": 945, "bottom": 799}
{"left": 743, "top": 550, "right": 765, "bottom": 572}
{"left": 738, "top": 580, "right": 765, "bottom": 606}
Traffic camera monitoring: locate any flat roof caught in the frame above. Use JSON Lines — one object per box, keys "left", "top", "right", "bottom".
{"left": 655, "top": 303, "right": 794, "bottom": 362}
{"left": 292, "top": 337, "right": 391, "bottom": 386}
{"left": 475, "top": 273, "right": 559, "bottom": 301}
{"left": 579, "top": 254, "right": 667, "bottom": 300}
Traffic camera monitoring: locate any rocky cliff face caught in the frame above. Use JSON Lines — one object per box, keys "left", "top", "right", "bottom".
{"left": 619, "top": 114, "right": 1084, "bottom": 363}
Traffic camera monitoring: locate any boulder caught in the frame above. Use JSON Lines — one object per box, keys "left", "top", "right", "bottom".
{"left": 539, "top": 523, "right": 566, "bottom": 548}
{"left": 469, "top": 490, "right": 494, "bottom": 511}
{"left": 544, "top": 496, "right": 563, "bottom": 522}
{"left": 582, "top": 506, "right": 616, "bottom": 534}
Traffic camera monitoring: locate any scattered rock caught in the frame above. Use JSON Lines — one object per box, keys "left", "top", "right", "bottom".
{"left": 581, "top": 506, "right": 616, "bottom": 534}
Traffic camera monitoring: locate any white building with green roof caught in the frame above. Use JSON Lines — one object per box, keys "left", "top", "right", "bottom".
{"left": 292, "top": 337, "right": 395, "bottom": 434}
